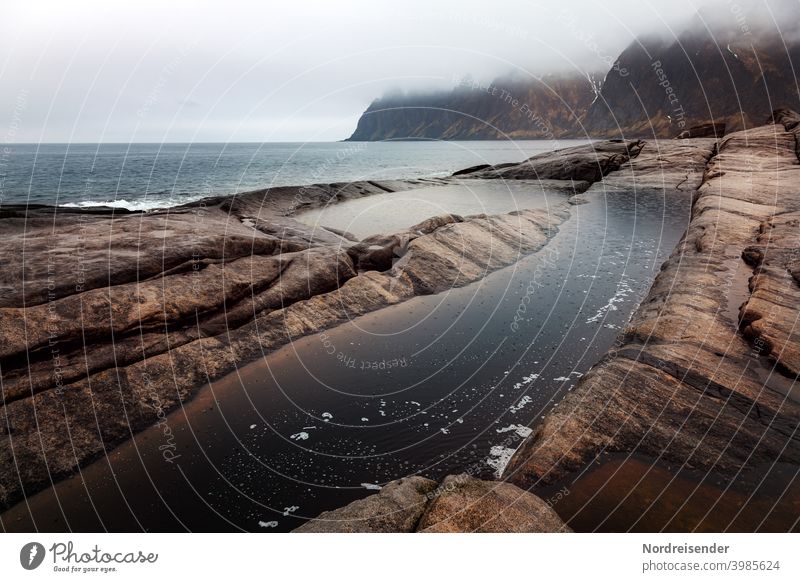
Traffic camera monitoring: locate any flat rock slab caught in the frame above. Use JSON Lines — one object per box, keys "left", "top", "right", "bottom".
{"left": 293, "top": 475, "right": 570, "bottom": 533}
{"left": 587, "top": 138, "right": 717, "bottom": 193}
{"left": 457, "top": 140, "right": 644, "bottom": 182}
{"left": 293, "top": 477, "right": 437, "bottom": 533}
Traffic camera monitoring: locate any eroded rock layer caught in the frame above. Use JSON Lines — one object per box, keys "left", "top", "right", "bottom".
{"left": 504, "top": 121, "right": 800, "bottom": 497}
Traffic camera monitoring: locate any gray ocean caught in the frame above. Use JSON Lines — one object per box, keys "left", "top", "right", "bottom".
{"left": 0, "top": 140, "right": 589, "bottom": 210}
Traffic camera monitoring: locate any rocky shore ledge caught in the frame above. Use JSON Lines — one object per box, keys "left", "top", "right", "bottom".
{"left": 0, "top": 140, "right": 647, "bottom": 510}
{"left": 505, "top": 113, "right": 800, "bottom": 494}
{"left": 294, "top": 474, "right": 571, "bottom": 533}
{"left": 290, "top": 115, "right": 800, "bottom": 532}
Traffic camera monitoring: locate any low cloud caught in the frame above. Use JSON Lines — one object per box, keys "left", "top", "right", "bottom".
{"left": 0, "top": 0, "right": 794, "bottom": 141}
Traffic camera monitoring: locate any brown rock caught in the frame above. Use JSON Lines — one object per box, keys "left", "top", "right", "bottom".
{"left": 505, "top": 122, "right": 800, "bottom": 491}
{"left": 675, "top": 122, "right": 726, "bottom": 139}
{"left": 293, "top": 477, "right": 437, "bottom": 533}
{"left": 417, "top": 474, "right": 571, "bottom": 533}
{"left": 292, "top": 474, "right": 570, "bottom": 533}
{"left": 459, "top": 140, "right": 644, "bottom": 183}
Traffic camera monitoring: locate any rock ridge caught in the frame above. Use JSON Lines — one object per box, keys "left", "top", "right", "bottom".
{"left": 504, "top": 116, "right": 800, "bottom": 499}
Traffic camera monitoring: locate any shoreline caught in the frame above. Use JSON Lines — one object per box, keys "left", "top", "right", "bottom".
{"left": 288, "top": 135, "right": 727, "bottom": 532}
{"left": 0, "top": 196, "right": 568, "bottom": 511}
{"left": 11, "top": 132, "right": 782, "bottom": 532}
{"left": 500, "top": 116, "right": 800, "bottom": 531}
{"left": 0, "top": 139, "right": 595, "bottom": 213}
{"left": 1, "top": 140, "right": 642, "bottom": 512}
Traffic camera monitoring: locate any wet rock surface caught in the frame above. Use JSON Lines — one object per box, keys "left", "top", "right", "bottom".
{"left": 572, "top": 137, "right": 716, "bottom": 197}
{"left": 504, "top": 119, "right": 800, "bottom": 504}
{"left": 293, "top": 476, "right": 437, "bottom": 533}
{"left": 416, "top": 474, "right": 570, "bottom": 533}
{"left": 293, "top": 474, "right": 570, "bottom": 533}
{"left": 454, "top": 139, "right": 644, "bottom": 183}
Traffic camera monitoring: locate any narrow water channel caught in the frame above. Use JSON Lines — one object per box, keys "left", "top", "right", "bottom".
{"left": 1, "top": 186, "right": 691, "bottom": 533}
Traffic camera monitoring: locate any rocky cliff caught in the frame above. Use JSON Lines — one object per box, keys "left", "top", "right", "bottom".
{"left": 347, "top": 73, "right": 598, "bottom": 141}
{"left": 347, "top": 5, "right": 800, "bottom": 141}
{"left": 582, "top": 6, "right": 800, "bottom": 137}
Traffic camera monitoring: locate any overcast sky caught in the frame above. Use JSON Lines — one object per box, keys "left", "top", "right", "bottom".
{"left": 0, "top": 0, "right": 732, "bottom": 142}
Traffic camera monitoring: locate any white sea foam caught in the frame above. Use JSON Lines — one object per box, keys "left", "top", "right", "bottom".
{"left": 486, "top": 445, "right": 516, "bottom": 478}
{"left": 59, "top": 196, "right": 206, "bottom": 212}
{"left": 496, "top": 424, "right": 533, "bottom": 438}
{"left": 512, "top": 373, "right": 540, "bottom": 390}
{"left": 509, "top": 395, "right": 533, "bottom": 413}
{"left": 586, "top": 276, "right": 634, "bottom": 323}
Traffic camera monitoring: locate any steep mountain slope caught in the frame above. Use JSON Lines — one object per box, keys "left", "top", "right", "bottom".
{"left": 347, "top": 3, "right": 800, "bottom": 140}
{"left": 584, "top": 6, "right": 800, "bottom": 136}
{"left": 346, "top": 74, "right": 597, "bottom": 141}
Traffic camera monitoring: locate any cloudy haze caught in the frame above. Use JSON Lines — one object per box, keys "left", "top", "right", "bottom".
{"left": 0, "top": 0, "right": 782, "bottom": 142}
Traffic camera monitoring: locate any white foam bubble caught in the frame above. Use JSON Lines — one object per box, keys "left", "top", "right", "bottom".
{"left": 510, "top": 395, "right": 532, "bottom": 414}
{"left": 496, "top": 424, "right": 532, "bottom": 438}
{"left": 486, "top": 445, "right": 516, "bottom": 478}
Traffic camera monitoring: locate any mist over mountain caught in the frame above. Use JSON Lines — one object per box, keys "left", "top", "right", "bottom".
{"left": 348, "top": 1, "right": 800, "bottom": 140}
{"left": 583, "top": 0, "right": 800, "bottom": 136}
{"left": 347, "top": 73, "right": 600, "bottom": 141}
